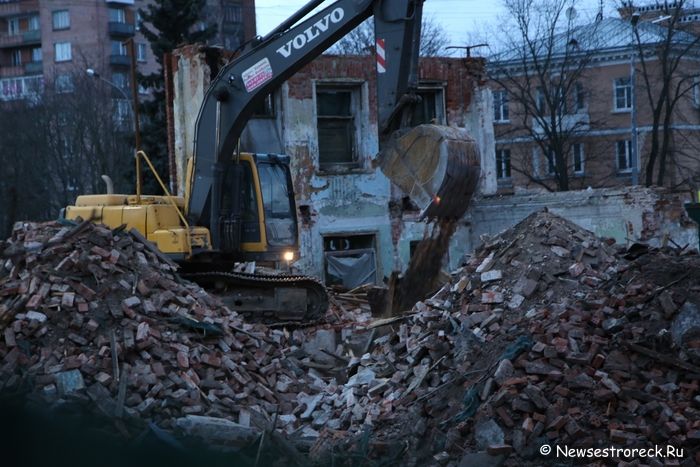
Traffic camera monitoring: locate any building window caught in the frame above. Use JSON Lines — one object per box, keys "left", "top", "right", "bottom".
{"left": 574, "top": 82, "right": 585, "bottom": 112}
{"left": 135, "top": 11, "right": 142, "bottom": 31}
{"left": 113, "top": 99, "right": 131, "bottom": 129}
{"left": 316, "top": 85, "right": 360, "bottom": 171}
{"left": 31, "top": 47, "right": 42, "bottom": 62}
{"left": 112, "top": 72, "right": 128, "bottom": 92}
{"left": 8, "top": 18, "right": 19, "bottom": 36}
{"left": 616, "top": 140, "right": 633, "bottom": 172}
{"left": 536, "top": 86, "right": 545, "bottom": 113}
{"left": 10, "top": 50, "right": 21, "bottom": 66}
{"left": 496, "top": 148, "right": 511, "bottom": 180}
{"left": 0, "top": 75, "right": 43, "bottom": 101}
{"left": 224, "top": 5, "right": 242, "bottom": 23}
{"left": 111, "top": 40, "right": 127, "bottom": 56}
{"left": 531, "top": 148, "right": 555, "bottom": 178}
{"left": 557, "top": 87, "right": 568, "bottom": 115}
{"left": 54, "top": 42, "right": 72, "bottom": 62}
{"left": 323, "top": 234, "right": 378, "bottom": 288}
{"left": 109, "top": 8, "right": 126, "bottom": 23}
{"left": 52, "top": 10, "right": 70, "bottom": 30}
{"left": 614, "top": 77, "right": 632, "bottom": 111}
{"left": 138, "top": 84, "right": 149, "bottom": 95}
{"left": 694, "top": 77, "right": 700, "bottom": 108}
{"left": 546, "top": 150, "right": 556, "bottom": 176}
{"left": 28, "top": 15, "right": 40, "bottom": 31}
{"left": 55, "top": 74, "right": 74, "bottom": 93}
{"left": 137, "top": 43, "right": 147, "bottom": 62}
{"left": 494, "top": 90, "right": 509, "bottom": 122}
{"left": 410, "top": 86, "right": 446, "bottom": 125}
{"left": 573, "top": 143, "right": 584, "bottom": 175}
{"left": 252, "top": 93, "right": 275, "bottom": 117}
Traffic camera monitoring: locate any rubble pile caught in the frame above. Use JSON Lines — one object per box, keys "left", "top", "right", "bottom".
{"left": 305, "top": 211, "right": 700, "bottom": 466}
{"left": 0, "top": 220, "right": 316, "bottom": 451}
{"left": 2, "top": 211, "right": 700, "bottom": 466}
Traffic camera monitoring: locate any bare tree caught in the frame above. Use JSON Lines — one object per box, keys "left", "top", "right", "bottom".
{"left": 328, "top": 15, "right": 449, "bottom": 56}
{"left": 622, "top": 0, "right": 700, "bottom": 187}
{"left": 0, "top": 66, "right": 133, "bottom": 237}
{"left": 488, "top": 0, "right": 603, "bottom": 191}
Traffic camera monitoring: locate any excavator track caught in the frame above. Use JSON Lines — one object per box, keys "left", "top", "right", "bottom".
{"left": 182, "top": 271, "right": 328, "bottom": 322}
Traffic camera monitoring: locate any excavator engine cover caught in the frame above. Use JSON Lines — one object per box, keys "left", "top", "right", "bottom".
{"left": 377, "top": 124, "right": 480, "bottom": 220}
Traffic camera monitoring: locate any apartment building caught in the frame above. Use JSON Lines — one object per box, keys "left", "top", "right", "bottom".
{"left": 0, "top": 0, "right": 256, "bottom": 102}
{"left": 489, "top": 10, "right": 700, "bottom": 193}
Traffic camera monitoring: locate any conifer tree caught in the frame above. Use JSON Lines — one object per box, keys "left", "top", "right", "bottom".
{"left": 138, "top": 0, "right": 216, "bottom": 192}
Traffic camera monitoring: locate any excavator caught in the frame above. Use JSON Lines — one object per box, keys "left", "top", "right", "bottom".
{"left": 64, "top": 0, "right": 480, "bottom": 321}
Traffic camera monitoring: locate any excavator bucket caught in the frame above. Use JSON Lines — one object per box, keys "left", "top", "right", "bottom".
{"left": 377, "top": 124, "right": 481, "bottom": 220}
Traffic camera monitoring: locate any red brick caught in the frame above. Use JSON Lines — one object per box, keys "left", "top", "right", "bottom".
{"left": 176, "top": 351, "right": 189, "bottom": 369}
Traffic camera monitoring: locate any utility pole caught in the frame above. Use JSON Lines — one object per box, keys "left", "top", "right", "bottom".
{"left": 630, "top": 12, "right": 640, "bottom": 186}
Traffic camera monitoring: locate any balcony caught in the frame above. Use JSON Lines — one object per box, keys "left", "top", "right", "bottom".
{"left": 109, "top": 54, "right": 130, "bottom": 66}
{"left": 24, "top": 61, "right": 42, "bottom": 74}
{"left": 0, "top": 1, "right": 39, "bottom": 18}
{"left": 108, "top": 22, "right": 135, "bottom": 37}
{"left": 0, "top": 65, "right": 24, "bottom": 78}
{"left": 22, "top": 29, "right": 40, "bottom": 44}
{"left": 0, "top": 33, "right": 22, "bottom": 48}
{"left": 0, "top": 73, "right": 44, "bottom": 101}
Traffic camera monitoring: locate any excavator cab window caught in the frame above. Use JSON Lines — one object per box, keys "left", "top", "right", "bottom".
{"left": 221, "top": 161, "right": 261, "bottom": 244}
{"left": 257, "top": 161, "right": 297, "bottom": 247}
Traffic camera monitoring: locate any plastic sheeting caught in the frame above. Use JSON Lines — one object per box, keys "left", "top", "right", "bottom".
{"left": 325, "top": 252, "right": 376, "bottom": 289}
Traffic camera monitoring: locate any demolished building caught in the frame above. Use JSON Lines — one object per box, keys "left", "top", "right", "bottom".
{"left": 168, "top": 47, "right": 700, "bottom": 291}
{"left": 168, "top": 47, "right": 497, "bottom": 288}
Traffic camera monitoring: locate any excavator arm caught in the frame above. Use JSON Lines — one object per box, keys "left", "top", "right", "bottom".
{"left": 188, "top": 0, "right": 434, "bottom": 250}
{"left": 188, "top": 0, "right": 478, "bottom": 252}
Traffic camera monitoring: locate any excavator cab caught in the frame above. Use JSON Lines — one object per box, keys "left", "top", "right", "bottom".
{"left": 209, "top": 153, "right": 299, "bottom": 265}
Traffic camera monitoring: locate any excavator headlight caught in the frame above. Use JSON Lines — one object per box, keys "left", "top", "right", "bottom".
{"left": 283, "top": 251, "right": 295, "bottom": 262}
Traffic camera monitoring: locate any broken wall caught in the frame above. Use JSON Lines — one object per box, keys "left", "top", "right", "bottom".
{"left": 279, "top": 55, "right": 491, "bottom": 283}
{"left": 460, "top": 187, "right": 698, "bottom": 263}
{"left": 169, "top": 48, "right": 493, "bottom": 284}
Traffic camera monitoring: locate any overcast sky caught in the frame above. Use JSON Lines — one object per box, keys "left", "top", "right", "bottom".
{"left": 254, "top": 0, "right": 614, "bottom": 56}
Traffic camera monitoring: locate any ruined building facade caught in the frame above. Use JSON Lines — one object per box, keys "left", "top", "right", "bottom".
{"left": 170, "top": 48, "right": 495, "bottom": 285}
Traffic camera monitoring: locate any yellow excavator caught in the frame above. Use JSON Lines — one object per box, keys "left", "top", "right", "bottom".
{"left": 65, "top": 0, "right": 480, "bottom": 321}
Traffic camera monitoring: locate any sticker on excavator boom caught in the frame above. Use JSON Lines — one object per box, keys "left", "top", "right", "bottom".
{"left": 242, "top": 57, "right": 273, "bottom": 93}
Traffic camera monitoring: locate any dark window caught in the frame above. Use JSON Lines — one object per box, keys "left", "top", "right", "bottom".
{"left": 536, "top": 86, "right": 545, "bottom": 113}
{"left": 109, "top": 8, "right": 126, "bottom": 23}
{"left": 616, "top": 140, "right": 632, "bottom": 172}
{"left": 573, "top": 143, "right": 584, "bottom": 174}
{"left": 10, "top": 50, "right": 21, "bottom": 66}
{"left": 614, "top": 77, "right": 632, "bottom": 110}
{"left": 224, "top": 4, "right": 242, "bottom": 23}
{"left": 252, "top": 93, "right": 275, "bottom": 117}
{"left": 52, "top": 10, "right": 70, "bottom": 30}
{"left": 410, "top": 87, "right": 444, "bottom": 125}
{"left": 496, "top": 148, "right": 511, "bottom": 179}
{"left": 316, "top": 87, "right": 358, "bottom": 170}
{"left": 111, "top": 40, "right": 127, "bottom": 56}
{"left": 323, "top": 234, "right": 377, "bottom": 288}
{"left": 546, "top": 151, "right": 556, "bottom": 175}
{"left": 494, "top": 90, "right": 509, "bottom": 121}
{"left": 137, "top": 43, "right": 147, "bottom": 62}
{"left": 575, "top": 82, "right": 585, "bottom": 111}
